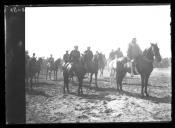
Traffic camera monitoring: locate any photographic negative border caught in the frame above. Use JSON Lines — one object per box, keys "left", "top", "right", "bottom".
{"left": 4, "top": 2, "right": 174, "bottom": 127}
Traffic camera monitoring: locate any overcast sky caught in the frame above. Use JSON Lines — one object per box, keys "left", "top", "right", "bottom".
{"left": 25, "top": 5, "right": 171, "bottom": 59}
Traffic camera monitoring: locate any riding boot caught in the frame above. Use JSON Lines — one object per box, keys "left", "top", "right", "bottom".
{"left": 135, "top": 65, "right": 139, "bottom": 74}
{"left": 131, "top": 62, "right": 134, "bottom": 77}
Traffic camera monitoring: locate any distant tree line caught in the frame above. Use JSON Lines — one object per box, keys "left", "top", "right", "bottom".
{"left": 153, "top": 57, "right": 171, "bottom": 68}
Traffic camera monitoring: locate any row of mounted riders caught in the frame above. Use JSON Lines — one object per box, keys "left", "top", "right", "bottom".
{"left": 25, "top": 51, "right": 106, "bottom": 89}
{"left": 62, "top": 42, "right": 161, "bottom": 97}
{"left": 25, "top": 42, "right": 161, "bottom": 97}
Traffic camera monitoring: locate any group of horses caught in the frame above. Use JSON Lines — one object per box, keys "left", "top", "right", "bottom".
{"left": 25, "top": 56, "right": 62, "bottom": 90}
{"left": 25, "top": 43, "right": 161, "bottom": 97}
{"left": 62, "top": 43, "right": 161, "bottom": 97}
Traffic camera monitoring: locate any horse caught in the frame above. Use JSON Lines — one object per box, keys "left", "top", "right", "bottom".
{"left": 115, "top": 43, "right": 161, "bottom": 97}
{"left": 62, "top": 56, "right": 86, "bottom": 95}
{"left": 25, "top": 57, "right": 43, "bottom": 90}
{"left": 46, "top": 59, "right": 55, "bottom": 80}
{"left": 108, "top": 51, "right": 122, "bottom": 85}
{"left": 98, "top": 53, "right": 107, "bottom": 77}
{"left": 35, "top": 58, "right": 43, "bottom": 82}
{"left": 83, "top": 53, "right": 101, "bottom": 88}
{"left": 108, "top": 58, "right": 117, "bottom": 84}
{"left": 52, "top": 58, "right": 62, "bottom": 80}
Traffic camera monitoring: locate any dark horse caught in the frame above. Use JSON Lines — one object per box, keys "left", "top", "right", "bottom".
{"left": 62, "top": 56, "right": 86, "bottom": 95}
{"left": 25, "top": 57, "right": 43, "bottom": 90}
{"left": 116, "top": 43, "right": 161, "bottom": 97}
{"left": 53, "top": 58, "right": 62, "bottom": 80}
{"left": 83, "top": 53, "right": 102, "bottom": 88}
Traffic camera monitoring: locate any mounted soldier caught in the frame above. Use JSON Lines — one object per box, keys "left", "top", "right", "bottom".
{"left": 30, "top": 53, "right": 37, "bottom": 66}
{"left": 63, "top": 50, "right": 70, "bottom": 63}
{"left": 25, "top": 51, "right": 30, "bottom": 63}
{"left": 116, "top": 48, "right": 123, "bottom": 58}
{"left": 127, "top": 37, "right": 142, "bottom": 77}
{"left": 70, "top": 45, "right": 80, "bottom": 64}
{"left": 109, "top": 49, "right": 115, "bottom": 60}
{"left": 94, "top": 51, "right": 100, "bottom": 62}
{"left": 84, "top": 46, "right": 93, "bottom": 69}
{"left": 48, "top": 54, "right": 54, "bottom": 65}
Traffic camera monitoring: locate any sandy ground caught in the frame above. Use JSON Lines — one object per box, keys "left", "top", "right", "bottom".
{"left": 26, "top": 67, "right": 171, "bottom": 123}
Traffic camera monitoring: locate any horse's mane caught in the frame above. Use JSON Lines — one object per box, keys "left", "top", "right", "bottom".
{"left": 140, "top": 46, "right": 154, "bottom": 62}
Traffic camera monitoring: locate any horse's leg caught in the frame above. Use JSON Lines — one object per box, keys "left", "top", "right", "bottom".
{"left": 34, "top": 74, "right": 37, "bottom": 84}
{"left": 56, "top": 70, "right": 57, "bottom": 81}
{"left": 120, "top": 72, "right": 126, "bottom": 92}
{"left": 144, "top": 75, "right": 150, "bottom": 97}
{"left": 63, "top": 74, "right": 68, "bottom": 93}
{"left": 141, "top": 74, "right": 145, "bottom": 96}
{"left": 95, "top": 72, "right": 98, "bottom": 88}
{"left": 37, "top": 71, "right": 39, "bottom": 83}
{"left": 49, "top": 70, "right": 51, "bottom": 80}
{"left": 116, "top": 71, "right": 119, "bottom": 91}
{"left": 30, "top": 76, "right": 33, "bottom": 91}
{"left": 63, "top": 74, "right": 66, "bottom": 93}
{"left": 78, "top": 77, "right": 83, "bottom": 95}
{"left": 46, "top": 69, "right": 48, "bottom": 80}
{"left": 111, "top": 69, "right": 115, "bottom": 85}
{"left": 67, "top": 76, "right": 70, "bottom": 93}
{"left": 89, "top": 73, "right": 93, "bottom": 87}
{"left": 110, "top": 69, "right": 112, "bottom": 85}
{"left": 54, "top": 70, "right": 55, "bottom": 80}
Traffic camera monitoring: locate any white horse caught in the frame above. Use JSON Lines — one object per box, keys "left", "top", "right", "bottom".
{"left": 108, "top": 58, "right": 118, "bottom": 85}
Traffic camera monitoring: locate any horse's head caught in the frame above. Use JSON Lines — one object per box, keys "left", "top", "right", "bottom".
{"left": 151, "top": 43, "right": 161, "bottom": 62}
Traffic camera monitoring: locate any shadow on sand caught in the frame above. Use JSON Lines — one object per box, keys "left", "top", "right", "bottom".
{"left": 35, "top": 82, "right": 55, "bottom": 86}
{"left": 68, "top": 91, "right": 112, "bottom": 102}
{"left": 26, "top": 88, "right": 52, "bottom": 98}
{"left": 67, "top": 82, "right": 171, "bottom": 104}
{"left": 122, "top": 90, "right": 171, "bottom": 104}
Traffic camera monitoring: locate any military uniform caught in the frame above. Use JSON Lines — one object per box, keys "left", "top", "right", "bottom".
{"left": 30, "top": 55, "right": 37, "bottom": 67}
{"left": 109, "top": 51, "right": 115, "bottom": 60}
{"left": 70, "top": 49, "right": 80, "bottom": 63}
{"left": 127, "top": 42, "right": 142, "bottom": 60}
{"left": 63, "top": 53, "right": 70, "bottom": 63}
{"left": 117, "top": 50, "right": 123, "bottom": 58}
{"left": 127, "top": 39, "right": 142, "bottom": 76}
{"left": 48, "top": 56, "right": 54, "bottom": 66}
{"left": 84, "top": 49, "right": 93, "bottom": 62}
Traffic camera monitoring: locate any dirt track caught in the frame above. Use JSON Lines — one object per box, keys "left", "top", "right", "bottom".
{"left": 26, "top": 67, "right": 171, "bottom": 123}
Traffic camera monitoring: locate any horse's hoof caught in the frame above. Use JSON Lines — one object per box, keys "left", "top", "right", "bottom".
{"left": 141, "top": 93, "right": 144, "bottom": 97}
{"left": 145, "top": 93, "right": 149, "bottom": 97}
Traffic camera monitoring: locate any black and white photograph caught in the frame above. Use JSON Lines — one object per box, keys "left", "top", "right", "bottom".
{"left": 8, "top": 5, "right": 172, "bottom": 123}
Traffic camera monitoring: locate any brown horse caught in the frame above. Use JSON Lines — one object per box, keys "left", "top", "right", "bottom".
{"left": 25, "top": 57, "right": 43, "bottom": 90}
{"left": 62, "top": 56, "right": 86, "bottom": 95}
{"left": 116, "top": 43, "right": 161, "bottom": 97}
{"left": 83, "top": 53, "right": 102, "bottom": 88}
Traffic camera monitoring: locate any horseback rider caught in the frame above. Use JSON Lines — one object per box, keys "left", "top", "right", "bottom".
{"left": 116, "top": 48, "right": 123, "bottom": 58}
{"left": 127, "top": 37, "right": 142, "bottom": 77}
{"left": 25, "top": 51, "right": 30, "bottom": 62}
{"left": 84, "top": 46, "right": 93, "bottom": 69}
{"left": 94, "top": 51, "right": 99, "bottom": 61}
{"left": 31, "top": 53, "right": 37, "bottom": 63}
{"left": 109, "top": 49, "right": 115, "bottom": 60}
{"left": 48, "top": 54, "right": 54, "bottom": 65}
{"left": 63, "top": 50, "right": 70, "bottom": 63}
{"left": 70, "top": 45, "right": 81, "bottom": 64}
